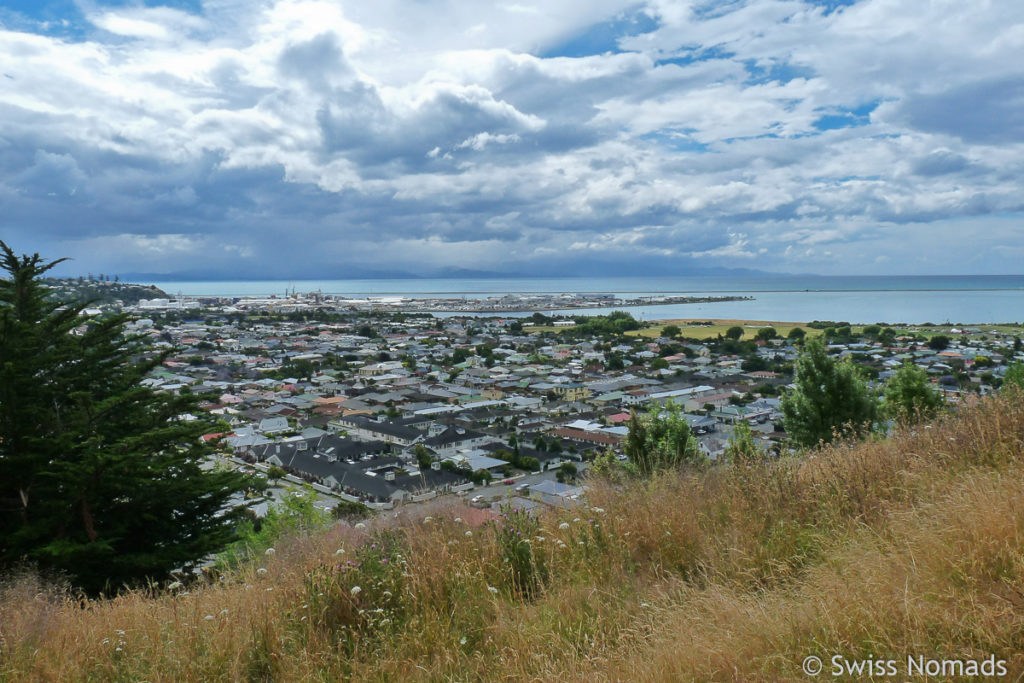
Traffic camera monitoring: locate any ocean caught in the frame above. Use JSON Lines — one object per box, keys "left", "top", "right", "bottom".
{"left": 149, "top": 275, "right": 1024, "bottom": 325}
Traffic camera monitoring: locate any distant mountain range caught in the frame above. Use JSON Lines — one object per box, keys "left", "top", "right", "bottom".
{"left": 117, "top": 264, "right": 786, "bottom": 282}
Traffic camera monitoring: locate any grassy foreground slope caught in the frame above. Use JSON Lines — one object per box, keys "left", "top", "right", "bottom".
{"left": 3, "top": 395, "right": 1024, "bottom": 681}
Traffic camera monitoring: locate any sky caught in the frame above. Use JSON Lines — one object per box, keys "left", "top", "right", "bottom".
{"left": 1, "top": 0, "right": 1023, "bottom": 279}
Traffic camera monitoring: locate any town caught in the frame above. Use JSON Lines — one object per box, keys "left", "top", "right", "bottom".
{"left": 58, "top": 279, "right": 1019, "bottom": 519}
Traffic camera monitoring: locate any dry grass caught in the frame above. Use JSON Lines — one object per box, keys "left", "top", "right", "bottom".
{"left": 4, "top": 394, "right": 1024, "bottom": 681}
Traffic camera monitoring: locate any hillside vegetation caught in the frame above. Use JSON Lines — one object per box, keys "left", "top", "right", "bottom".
{"left": 3, "top": 393, "right": 1024, "bottom": 681}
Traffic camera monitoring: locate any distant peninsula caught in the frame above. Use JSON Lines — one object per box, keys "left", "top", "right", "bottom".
{"left": 42, "top": 277, "right": 170, "bottom": 307}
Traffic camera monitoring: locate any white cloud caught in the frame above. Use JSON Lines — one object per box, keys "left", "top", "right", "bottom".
{"left": 1, "top": 0, "right": 1023, "bottom": 276}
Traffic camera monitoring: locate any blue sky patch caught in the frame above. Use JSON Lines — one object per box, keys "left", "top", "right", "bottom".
{"left": 812, "top": 101, "right": 880, "bottom": 130}
{"left": 640, "top": 130, "right": 710, "bottom": 153}
{"left": 541, "top": 8, "right": 658, "bottom": 58}
{"left": 743, "top": 59, "right": 816, "bottom": 85}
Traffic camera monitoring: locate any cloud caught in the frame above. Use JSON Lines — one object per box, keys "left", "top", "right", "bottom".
{"left": 0, "top": 0, "right": 1022, "bottom": 277}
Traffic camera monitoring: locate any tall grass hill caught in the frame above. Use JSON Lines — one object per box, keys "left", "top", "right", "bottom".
{"left": 3, "top": 393, "right": 1024, "bottom": 681}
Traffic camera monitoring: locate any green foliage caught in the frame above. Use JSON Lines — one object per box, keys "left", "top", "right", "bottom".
{"left": 624, "top": 400, "right": 705, "bottom": 475}
{"left": 883, "top": 363, "right": 944, "bottom": 423}
{"left": 413, "top": 444, "right": 433, "bottom": 469}
{"left": 1003, "top": 363, "right": 1024, "bottom": 392}
{"left": 787, "top": 327, "right": 806, "bottom": 342}
{"left": 928, "top": 335, "right": 951, "bottom": 350}
{"left": 754, "top": 327, "right": 777, "bottom": 341}
{"left": 216, "top": 489, "right": 329, "bottom": 571}
{"left": 266, "top": 465, "right": 287, "bottom": 481}
{"left": 725, "top": 326, "right": 744, "bottom": 341}
{"left": 563, "top": 311, "right": 640, "bottom": 338}
{"left": 723, "top": 420, "right": 764, "bottom": 465}
{"left": 492, "top": 506, "right": 548, "bottom": 600}
{"left": 661, "top": 324, "right": 681, "bottom": 338}
{"left": 333, "top": 499, "right": 371, "bottom": 521}
{"left": 518, "top": 456, "right": 540, "bottom": 472}
{"left": 0, "top": 242, "right": 252, "bottom": 594}
{"left": 587, "top": 448, "right": 625, "bottom": 480}
{"left": 781, "top": 338, "right": 880, "bottom": 448}
{"left": 303, "top": 529, "right": 408, "bottom": 650}
{"left": 556, "top": 462, "right": 578, "bottom": 483}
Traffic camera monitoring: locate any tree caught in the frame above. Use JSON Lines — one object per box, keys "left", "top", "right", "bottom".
{"left": 787, "top": 327, "right": 806, "bottom": 343}
{"left": 624, "top": 400, "right": 705, "bottom": 475}
{"left": 725, "top": 326, "right": 744, "bottom": 341}
{"left": 883, "top": 362, "right": 944, "bottom": 423}
{"left": 0, "top": 243, "right": 252, "bottom": 594}
{"left": 723, "top": 420, "right": 764, "bottom": 465}
{"left": 1004, "top": 363, "right": 1024, "bottom": 392}
{"left": 555, "top": 462, "right": 578, "bottom": 483}
{"left": 928, "top": 335, "right": 951, "bottom": 351}
{"left": 781, "top": 338, "right": 879, "bottom": 448}
{"left": 661, "top": 324, "right": 681, "bottom": 339}
{"left": 413, "top": 444, "right": 433, "bottom": 469}
{"left": 754, "top": 327, "right": 777, "bottom": 342}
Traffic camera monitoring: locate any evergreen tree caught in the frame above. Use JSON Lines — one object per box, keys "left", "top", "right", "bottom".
{"left": 883, "top": 362, "right": 944, "bottom": 423}
{"left": 0, "top": 243, "right": 253, "bottom": 594}
{"left": 781, "top": 338, "right": 879, "bottom": 448}
{"left": 624, "top": 400, "right": 705, "bottom": 475}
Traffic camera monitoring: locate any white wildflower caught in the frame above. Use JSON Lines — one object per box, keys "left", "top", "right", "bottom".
{"left": 204, "top": 615, "right": 215, "bottom": 621}
{"left": 265, "top": 587, "right": 274, "bottom": 592}
{"left": 460, "top": 636, "right": 467, "bottom": 645}
{"left": 591, "top": 507, "right": 605, "bottom": 514}
{"left": 487, "top": 586, "right": 499, "bottom": 594}
{"left": 572, "top": 517, "right": 580, "bottom": 523}
{"left": 355, "top": 522, "right": 368, "bottom": 531}
{"left": 256, "top": 567, "right": 268, "bottom": 576}
{"left": 167, "top": 581, "right": 183, "bottom": 591}
{"left": 423, "top": 516, "right": 433, "bottom": 523}
{"left": 559, "top": 522, "right": 570, "bottom": 530}
{"left": 454, "top": 517, "right": 463, "bottom": 523}
{"left": 334, "top": 548, "right": 346, "bottom": 556}
{"left": 351, "top": 585, "right": 362, "bottom": 596}
{"left": 220, "top": 609, "right": 229, "bottom": 616}
{"left": 465, "top": 530, "right": 473, "bottom": 537}
{"left": 264, "top": 547, "right": 275, "bottom": 556}
{"left": 383, "top": 591, "right": 392, "bottom": 598}
{"left": 116, "top": 630, "right": 125, "bottom": 636}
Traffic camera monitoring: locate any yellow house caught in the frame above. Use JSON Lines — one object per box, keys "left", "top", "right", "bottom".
{"left": 553, "top": 384, "right": 591, "bottom": 402}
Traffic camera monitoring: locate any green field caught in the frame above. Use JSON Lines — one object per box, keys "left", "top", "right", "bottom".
{"left": 526, "top": 318, "right": 1024, "bottom": 342}
{"left": 627, "top": 319, "right": 823, "bottom": 341}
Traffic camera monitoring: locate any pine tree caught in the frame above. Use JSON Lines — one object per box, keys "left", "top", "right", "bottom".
{"left": 0, "top": 243, "right": 253, "bottom": 594}
{"left": 781, "top": 338, "right": 879, "bottom": 448}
